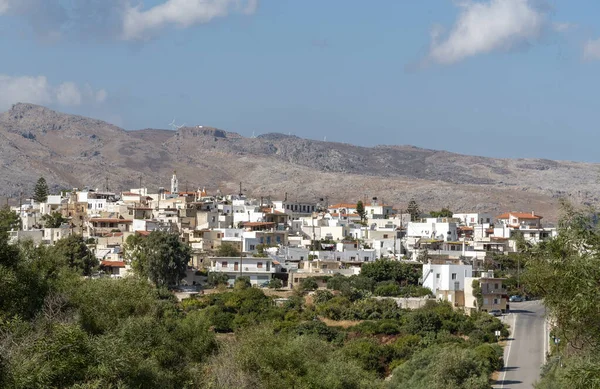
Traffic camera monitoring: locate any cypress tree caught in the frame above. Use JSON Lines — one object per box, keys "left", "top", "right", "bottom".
{"left": 33, "top": 177, "right": 49, "bottom": 203}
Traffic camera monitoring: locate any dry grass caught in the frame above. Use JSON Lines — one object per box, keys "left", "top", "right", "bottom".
{"left": 318, "top": 317, "right": 363, "bottom": 328}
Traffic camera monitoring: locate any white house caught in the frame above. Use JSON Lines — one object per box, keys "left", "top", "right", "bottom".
{"left": 453, "top": 213, "right": 493, "bottom": 227}
{"left": 421, "top": 263, "right": 473, "bottom": 305}
{"left": 208, "top": 256, "right": 276, "bottom": 286}
{"left": 407, "top": 218, "right": 458, "bottom": 242}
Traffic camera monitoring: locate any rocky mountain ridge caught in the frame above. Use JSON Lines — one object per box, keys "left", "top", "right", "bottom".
{"left": 1, "top": 103, "right": 598, "bottom": 220}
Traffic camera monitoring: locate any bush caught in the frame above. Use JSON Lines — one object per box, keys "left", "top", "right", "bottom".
{"left": 300, "top": 277, "right": 319, "bottom": 291}
{"left": 313, "top": 290, "right": 334, "bottom": 305}
{"left": 234, "top": 276, "right": 251, "bottom": 290}
{"left": 474, "top": 343, "right": 504, "bottom": 373}
{"left": 268, "top": 278, "right": 283, "bottom": 289}
{"left": 375, "top": 282, "right": 402, "bottom": 296}
{"left": 207, "top": 272, "right": 229, "bottom": 287}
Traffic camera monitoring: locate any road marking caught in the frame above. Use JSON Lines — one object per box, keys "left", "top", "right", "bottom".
{"left": 500, "top": 313, "right": 517, "bottom": 389}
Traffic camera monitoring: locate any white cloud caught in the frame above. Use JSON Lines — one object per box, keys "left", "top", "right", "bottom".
{"left": 0, "top": 74, "right": 107, "bottom": 111}
{"left": 95, "top": 89, "right": 108, "bottom": 103}
{"left": 427, "top": 0, "right": 545, "bottom": 65}
{"left": 122, "top": 0, "right": 258, "bottom": 41}
{"left": 552, "top": 22, "right": 573, "bottom": 32}
{"left": 583, "top": 38, "right": 600, "bottom": 61}
{"left": 0, "top": 0, "right": 258, "bottom": 41}
{"left": 0, "top": 0, "right": 10, "bottom": 14}
{"left": 56, "top": 81, "right": 83, "bottom": 106}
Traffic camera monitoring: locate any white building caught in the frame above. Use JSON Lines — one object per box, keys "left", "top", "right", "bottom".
{"left": 453, "top": 213, "right": 493, "bottom": 227}
{"left": 421, "top": 263, "right": 473, "bottom": 304}
{"left": 208, "top": 256, "right": 276, "bottom": 286}
{"left": 407, "top": 218, "right": 458, "bottom": 242}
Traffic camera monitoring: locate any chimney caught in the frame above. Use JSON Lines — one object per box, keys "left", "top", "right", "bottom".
{"left": 532, "top": 210, "right": 534, "bottom": 216}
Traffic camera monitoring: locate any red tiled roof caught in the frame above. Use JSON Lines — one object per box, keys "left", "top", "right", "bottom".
{"left": 243, "top": 222, "right": 275, "bottom": 227}
{"left": 100, "top": 261, "right": 126, "bottom": 267}
{"left": 459, "top": 226, "right": 474, "bottom": 231}
{"left": 121, "top": 192, "right": 139, "bottom": 196}
{"left": 496, "top": 212, "right": 542, "bottom": 220}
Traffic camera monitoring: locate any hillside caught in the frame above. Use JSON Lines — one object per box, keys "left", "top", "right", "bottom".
{"left": 1, "top": 103, "right": 598, "bottom": 220}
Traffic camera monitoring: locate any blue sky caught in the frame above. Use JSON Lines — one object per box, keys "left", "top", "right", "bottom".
{"left": 1, "top": 0, "right": 600, "bottom": 161}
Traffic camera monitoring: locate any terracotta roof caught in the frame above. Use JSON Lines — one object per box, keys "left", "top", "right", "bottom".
{"left": 136, "top": 231, "right": 151, "bottom": 236}
{"left": 90, "top": 218, "right": 133, "bottom": 223}
{"left": 243, "top": 222, "right": 275, "bottom": 227}
{"left": 331, "top": 213, "right": 359, "bottom": 217}
{"left": 458, "top": 226, "right": 474, "bottom": 231}
{"left": 121, "top": 192, "right": 140, "bottom": 196}
{"left": 272, "top": 260, "right": 280, "bottom": 265}
{"left": 497, "top": 212, "right": 542, "bottom": 220}
{"left": 100, "top": 261, "right": 126, "bottom": 267}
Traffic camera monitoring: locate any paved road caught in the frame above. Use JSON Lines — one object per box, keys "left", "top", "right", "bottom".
{"left": 494, "top": 300, "right": 547, "bottom": 389}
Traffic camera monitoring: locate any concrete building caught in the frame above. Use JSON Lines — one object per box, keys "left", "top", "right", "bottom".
{"left": 421, "top": 262, "right": 473, "bottom": 307}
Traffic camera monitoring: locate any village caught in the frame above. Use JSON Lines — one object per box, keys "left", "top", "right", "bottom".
{"left": 5, "top": 171, "right": 555, "bottom": 316}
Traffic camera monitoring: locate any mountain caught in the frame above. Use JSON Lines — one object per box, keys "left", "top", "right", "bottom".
{"left": 1, "top": 103, "right": 598, "bottom": 220}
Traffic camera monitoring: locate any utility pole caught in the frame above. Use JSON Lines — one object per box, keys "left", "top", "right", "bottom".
{"left": 105, "top": 177, "right": 109, "bottom": 192}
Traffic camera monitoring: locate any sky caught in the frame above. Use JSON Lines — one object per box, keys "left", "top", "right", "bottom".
{"left": 1, "top": 0, "right": 600, "bottom": 161}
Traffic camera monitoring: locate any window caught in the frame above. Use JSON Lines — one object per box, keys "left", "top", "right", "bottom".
{"left": 364, "top": 256, "right": 369, "bottom": 261}
{"left": 300, "top": 256, "right": 304, "bottom": 260}
{"left": 257, "top": 262, "right": 263, "bottom": 268}
{"left": 383, "top": 234, "right": 389, "bottom": 239}
{"left": 436, "top": 273, "right": 440, "bottom": 279}
{"left": 234, "top": 233, "right": 239, "bottom": 237}
{"left": 350, "top": 256, "right": 356, "bottom": 261}
{"left": 494, "top": 283, "right": 499, "bottom": 290}
{"left": 250, "top": 245, "right": 255, "bottom": 250}
{"left": 493, "top": 298, "right": 499, "bottom": 304}
{"left": 451, "top": 273, "right": 457, "bottom": 280}
{"left": 221, "top": 261, "right": 228, "bottom": 267}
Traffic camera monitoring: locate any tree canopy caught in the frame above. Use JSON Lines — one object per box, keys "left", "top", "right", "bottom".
{"left": 216, "top": 242, "right": 241, "bottom": 257}
{"left": 522, "top": 201, "right": 600, "bottom": 389}
{"left": 356, "top": 201, "right": 367, "bottom": 223}
{"left": 33, "top": 177, "right": 49, "bottom": 203}
{"left": 52, "top": 234, "right": 98, "bottom": 276}
{"left": 430, "top": 207, "right": 453, "bottom": 218}
{"left": 41, "top": 212, "right": 67, "bottom": 228}
{"left": 127, "top": 231, "right": 190, "bottom": 287}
